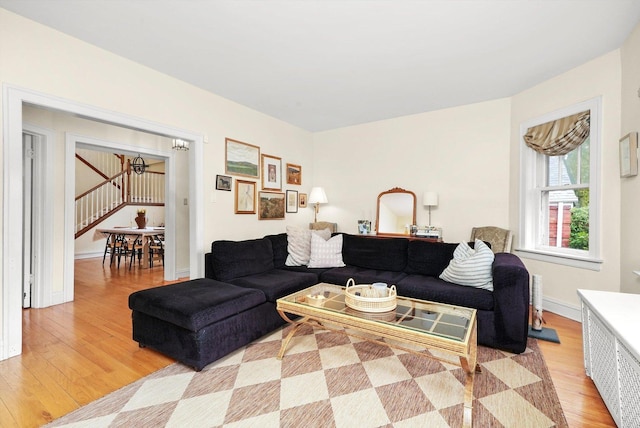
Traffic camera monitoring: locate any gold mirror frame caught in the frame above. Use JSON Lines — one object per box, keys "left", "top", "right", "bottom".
{"left": 375, "top": 187, "right": 417, "bottom": 236}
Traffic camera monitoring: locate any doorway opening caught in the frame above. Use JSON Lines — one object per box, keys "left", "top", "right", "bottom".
{"left": 3, "top": 85, "right": 204, "bottom": 361}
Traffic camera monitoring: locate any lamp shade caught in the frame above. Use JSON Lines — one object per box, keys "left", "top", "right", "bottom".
{"left": 308, "top": 187, "right": 328, "bottom": 204}
{"left": 423, "top": 191, "right": 438, "bottom": 207}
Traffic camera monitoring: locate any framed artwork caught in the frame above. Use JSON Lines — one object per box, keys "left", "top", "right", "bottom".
{"left": 215, "top": 174, "right": 232, "bottom": 191}
{"left": 225, "top": 138, "right": 260, "bottom": 178}
{"left": 286, "top": 163, "right": 302, "bottom": 185}
{"left": 261, "top": 154, "right": 282, "bottom": 190}
{"left": 299, "top": 193, "right": 308, "bottom": 208}
{"left": 258, "top": 191, "right": 285, "bottom": 220}
{"left": 619, "top": 132, "right": 638, "bottom": 177}
{"left": 286, "top": 190, "right": 298, "bottom": 213}
{"left": 235, "top": 180, "right": 256, "bottom": 214}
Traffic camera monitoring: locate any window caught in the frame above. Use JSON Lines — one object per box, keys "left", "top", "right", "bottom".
{"left": 518, "top": 98, "right": 602, "bottom": 270}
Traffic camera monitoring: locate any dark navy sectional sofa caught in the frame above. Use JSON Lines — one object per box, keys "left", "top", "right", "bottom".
{"left": 129, "top": 232, "right": 530, "bottom": 370}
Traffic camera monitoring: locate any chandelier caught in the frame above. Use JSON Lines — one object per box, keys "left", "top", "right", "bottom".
{"left": 131, "top": 154, "right": 148, "bottom": 175}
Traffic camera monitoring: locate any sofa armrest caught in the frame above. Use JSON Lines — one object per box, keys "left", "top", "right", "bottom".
{"left": 204, "top": 252, "right": 215, "bottom": 279}
{"left": 491, "top": 253, "right": 530, "bottom": 353}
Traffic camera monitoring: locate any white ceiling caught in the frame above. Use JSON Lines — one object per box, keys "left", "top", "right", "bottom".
{"left": 2, "top": 0, "right": 640, "bottom": 132}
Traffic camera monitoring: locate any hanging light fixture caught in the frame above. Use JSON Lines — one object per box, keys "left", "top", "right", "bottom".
{"left": 131, "top": 154, "right": 148, "bottom": 175}
{"left": 172, "top": 138, "right": 190, "bottom": 151}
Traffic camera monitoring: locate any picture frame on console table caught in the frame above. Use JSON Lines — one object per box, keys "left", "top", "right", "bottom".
{"left": 235, "top": 180, "right": 256, "bottom": 214}
{"left": 286, "top": 190, "right": 298, "bottom": 213}
{"left": 619, "top": 132, "right": 638, "bottom": 177}
{"left": 259, "top": 191, "right": 285, "bottom": 220}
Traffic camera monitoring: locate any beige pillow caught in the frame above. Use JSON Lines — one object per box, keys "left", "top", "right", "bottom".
{"left": 308, "top": 233, "right": 345, "bottom": 268}
{"left": 285, "top": 226, "right": 331, "bottom": 266}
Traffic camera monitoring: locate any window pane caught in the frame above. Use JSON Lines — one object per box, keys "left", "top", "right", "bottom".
{"left": 544, "top": 189, "right": 589, "bottom": 250}
{"left": 546, "top": 137, "right": 590, "bottom": 187}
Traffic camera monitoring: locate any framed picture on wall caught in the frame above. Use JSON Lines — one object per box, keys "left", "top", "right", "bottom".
{"left": 619, "top": 132, "right": 638, "bottom": 177}
{"left": 286, "top": 163, "right": 302, "bottom": 185}
{"left": 286, "top": 190, "right": 298, "bottom": 213}
{"left": 225, "top": 138, "right": 260, "bottom": 178}
{"left": 299, "top": 193, "right": 307, "bottom": 208}
{"left": 216, "top": 175, "right": 232, "bottom": 191}
{"left": 235, "top": 180, "right": 256, "bottom": 214}
{"left": 258, "top": 191, "right": 285, "bottom": 220}
{"left": 261, "top": 154, "right": 282, "bottom": 190}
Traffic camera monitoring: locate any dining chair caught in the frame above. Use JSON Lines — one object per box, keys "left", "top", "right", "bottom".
{"left": 129, "top": 237, "right": 144, "bottom": 270}
{"left": 149, "top": 234, "right": 164, "bottom": 268}
{"left": 103, "top": 233, "right": 129, "bottom": 268}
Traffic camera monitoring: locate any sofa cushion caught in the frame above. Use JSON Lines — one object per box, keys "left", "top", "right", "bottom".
{"left": 211, "top": 238, "right": 274, "bottom": 281}
{"left": 342, "top": 234, "right": 408, "bottom": 271}
{"left": 405, "top": 240, "right": 459, "bottom": 276}
{"left": 308, "top": 233, "right": 346, "bottom": 268}
{"left": 264, "top": 233, "right": 288, "bottom": 268}
{"left": 128, "top": 278, "right": 267, "bottom": 332}
{"left": 439, "top": 240, "right": 494, "bottom": 291}
{"left": 229, "top": 270, "right": 318, "bottom": 302}
{"left": 396, "top": 275, "right": 494, "bottom": 311}
{"left": 320, "top": 266, "right": 407, "bottom": 287}
{"left": 285, "top": 226, "right": 332, "bottom": 266}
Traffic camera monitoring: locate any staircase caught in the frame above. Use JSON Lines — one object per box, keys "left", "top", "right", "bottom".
{"left": 74, "top": 149, "right": 165, "bottom": 238}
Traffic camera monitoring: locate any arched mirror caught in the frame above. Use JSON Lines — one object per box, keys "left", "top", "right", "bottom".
{"left": 375, "top": 187, "right": 416, "bottom": 235}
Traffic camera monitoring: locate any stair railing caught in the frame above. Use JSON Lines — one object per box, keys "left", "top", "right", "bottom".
{"left": 75, "top": 156, "right": 165, "bottom": 238}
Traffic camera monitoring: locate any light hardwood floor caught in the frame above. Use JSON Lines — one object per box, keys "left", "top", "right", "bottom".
{"left": 0, "top": 258, "right": 616, "bottom": 427}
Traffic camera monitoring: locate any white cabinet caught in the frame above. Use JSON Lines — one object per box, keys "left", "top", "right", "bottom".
{"left": 578, "top": 289, "right": 640, "bottom": 427}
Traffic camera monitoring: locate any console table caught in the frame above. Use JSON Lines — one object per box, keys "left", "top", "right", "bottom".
{"left": 578, "top": 289, "right": 640, "bottom": 427}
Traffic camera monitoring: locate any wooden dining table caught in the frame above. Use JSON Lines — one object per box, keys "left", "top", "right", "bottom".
{"left": 97, "top": 227, "right": 165, "bottom": 269}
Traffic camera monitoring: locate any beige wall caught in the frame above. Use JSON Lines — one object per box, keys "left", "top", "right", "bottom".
{"left": 620, "top": 23, "right": 640, "bottom": 294}
{"left": 312, "top": 98, "right": 512, "bottom": 242}
{"left": 2, "top": 6, "right": 640, "bottom": 327}
{"left": 509, "top": 50, "right": 622, "bottom": 311}
{"left": 0, "top": 6, "right": 315, "bottom": 338}
{"left": 0, "top": 7, "right": 315, "bottom": 249}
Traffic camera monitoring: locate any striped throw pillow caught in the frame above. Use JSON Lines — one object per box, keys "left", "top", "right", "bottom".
{"left": 439, "top": 240, "right": 494, "bottom": 291}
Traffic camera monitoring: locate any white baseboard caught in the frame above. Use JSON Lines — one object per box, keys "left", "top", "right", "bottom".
{"left": 75, "top": 251, "right": 103, "bottom": 260}
{"left": 542, "top": 296, "right": 582, "bottom": 322}
{"left": 176, "top": 268, "right": 190, "bottom": 280}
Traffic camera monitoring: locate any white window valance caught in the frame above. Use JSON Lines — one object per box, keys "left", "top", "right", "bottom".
{"left": 523, "top": 110, "right": 590, "bottom": 156}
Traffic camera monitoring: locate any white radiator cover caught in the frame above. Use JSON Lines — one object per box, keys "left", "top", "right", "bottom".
{"left": 578, "top": 289, "right": 640, "bottom": 427}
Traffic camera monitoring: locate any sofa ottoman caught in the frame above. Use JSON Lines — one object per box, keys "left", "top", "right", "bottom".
{"left": 129, "top": 278, "right": 283, "bottom": 370}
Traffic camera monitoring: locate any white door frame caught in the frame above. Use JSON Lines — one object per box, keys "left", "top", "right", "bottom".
{"left": 22, "top": 132, "right": 33, "bottom": 308}
{"left": 22, "top": 124, "right": 55, "bottom": 308}
{"left": 2, "top": 84, "right": 204, "bottom": 360}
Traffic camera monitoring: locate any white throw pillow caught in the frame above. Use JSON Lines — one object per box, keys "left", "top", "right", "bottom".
{"left": 439, "top": 240, "right": 494, "bottom": 291}
{"left": 307, "top": 233, "right": 346, "bottom": 268}
{"left": 285, "top": 226, "right": 331, "bottom": 266}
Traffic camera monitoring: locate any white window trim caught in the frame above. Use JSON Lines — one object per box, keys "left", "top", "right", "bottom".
{"left": 517, "top": 97, "right": 602, "bottom": 270}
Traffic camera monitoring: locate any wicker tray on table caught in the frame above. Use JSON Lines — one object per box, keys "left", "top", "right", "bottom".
{"left": 344, "top": 278, "right": 397, "bottom": 313}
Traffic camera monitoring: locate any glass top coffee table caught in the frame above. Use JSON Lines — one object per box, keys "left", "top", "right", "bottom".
{"left": 276, "top": 282, "right": 479, "bottom": 428}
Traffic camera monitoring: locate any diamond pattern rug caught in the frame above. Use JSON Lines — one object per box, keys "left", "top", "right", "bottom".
{"left": 46, "top": 323, "right": 567, "bottom": 427}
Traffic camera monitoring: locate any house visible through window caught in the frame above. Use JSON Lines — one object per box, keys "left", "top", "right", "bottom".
{"left": 518, "top": 98, "right": 601, "bottom": 270}
{"left": 544, "top": 138, "right": 589, "bottom": 250}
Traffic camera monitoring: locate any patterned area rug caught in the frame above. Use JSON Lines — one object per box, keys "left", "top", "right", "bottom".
{"left": 47, "top": 324, "right": 567, "bottom": 427}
